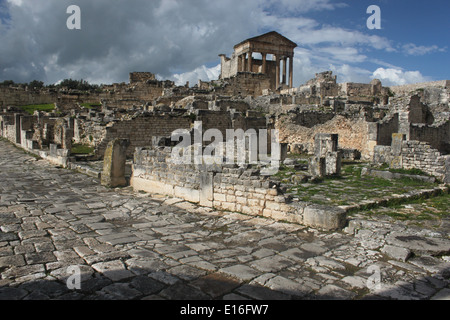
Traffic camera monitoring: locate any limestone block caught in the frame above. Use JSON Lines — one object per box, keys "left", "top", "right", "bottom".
{"left": 174, "top": 186, "right": 200, "bottom": 203}
{"left": 308, "top": 156, "right": 326, "bottom": 178}
{"left": 444, "top": 155, "right": 450, "bottom": 184}
{"left": 391, "top": 133, "right": 406, "bottom": 156}
{"left": 200, "top": 172, "right": 213, "bottom": 207}
{"left": 303, "top": 204, "right": 347, "bottom": 231}
{"left": 101, "top": 138, "right": 130, "bottom": 188}
{"left": 325, "top": 151, "right": 342, "bottom": 176}
{"left": 314, "top": 133, "right": 338, "bottom": 157}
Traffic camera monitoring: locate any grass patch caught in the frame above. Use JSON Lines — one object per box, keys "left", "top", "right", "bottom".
{"left": 81, "top": 102, "right": 102, "bottom": 109}
{"left": 71, "top": 144, "right": 94, "bottom": 155}
{"left": 272, "top": 165, "right": 296, "bottom": 179}
{"left": 18, "top": 104, "right": 55, "bottom": 115}
{"left": 389, "top": 168, "right": 428, "bottom": 176}
{"left": 287, "top": 162, "right": 439, "bottom": 208}
{"left": 363, "top": 191, "right": 450, "bottom": 227}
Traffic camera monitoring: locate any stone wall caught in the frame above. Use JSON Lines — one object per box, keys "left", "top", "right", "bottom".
{"left": 131, "top": 147, "right": 347, "bottom": 230}
{"left": 373, "top": 135, "right": 450, "bottom": 183}
{"left": 276, "top": 114, "right": 372, "bottom": 159}
{"left": 0, "top": 87, "right": 57, "bottom": 107}
{"left": 409, "top": 121, "right": 450, "bottom": 154}
{"left": 129, "top": 72, "right": 156, "bottom": 83}
{"left": 0, "top": 114, "right": 16, "bottom": 143}
{"left": 389, "top": 80, "right": 449, "bottom": 96}
{"left": 0, "top": 78, "right": 174, "bottom": 110}
{"left": 214, "top": 72, "right": 273, "bottom": 97}
{"left": 377, "top": 114, "right": 399, "bottom": 146}
{"left": 99, "top": 81, "right": 172, "bottom": 109}
{"left": 401, "top": 140, "right": 450, "bottom": 182}
{"left": 93, "top": 114, "right": 192, "bottom": 159}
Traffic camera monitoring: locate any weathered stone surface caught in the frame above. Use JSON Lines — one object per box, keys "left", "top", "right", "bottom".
{"left": 92, "top": 260, "right": 134, "bottom": 281}
{"left": 219, "top": 265, "right": 260, "bottom": 281}
{"left": 101, "top": 138, "right": 130, "bottom": 188}
{"left": 303, "top": 204, "right": 347, "bottom": 231}
{"left": 381, "top": 245, "right": 412, "bottom": 262}
{"left": 0, "top": 139, "right": 449, "bottom": 301}
{"left": 386, "top": 233, "right": 450, "bottom": 256}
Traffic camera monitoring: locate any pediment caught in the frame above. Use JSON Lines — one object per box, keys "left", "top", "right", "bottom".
{"left": 235, "top": 31, "right": 297, "bottom": 49}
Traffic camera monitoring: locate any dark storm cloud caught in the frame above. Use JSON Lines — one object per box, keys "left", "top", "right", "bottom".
{"left": 0, "top": 0, "right": 266, "bottom": 84}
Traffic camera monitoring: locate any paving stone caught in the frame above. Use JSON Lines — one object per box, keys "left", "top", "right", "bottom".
{"left": 148, "top": 271, "right": 180, "bottom": 285}
{"left": 431, "top": 288, "right": 450, "bottom": 300}
{"left": 341, "top": 276, "right": 368, "bottom": 290}
{"left": 0, "top": 140, "right": 449, "bottom": 300}
{"left": 0, "top": 255, "right": 26, "bottom": 267}
{"left": 316, "top": 284, "right": 357, "bottom": 300}
{"left": 264, "top": 276, "right": 313, "bottom": 297}
{"left": 24, "top": 252, "right": 57, "bottom": 265}
{"left": 235, "top": 283, "right": 290, "bottom": 300}
{"left": 130, "top": 276, "right": 165, "bottom": 295}
{"left": 219, "top": 265, "right": 261, "bottom": 282}
{"left": 0, "top": 287, "right": 29, "bottom": 300}
{"left": 99, "top": 283, "right": 142, "bottom": 300}
{"left": 189, "top": 273, "right": 241, "bottom": 298}
{"left": 250, "top": 255, "right": 295, "bottom": 273}
{"left": 168, "top": 264, "right": 207, "bottom": 281}
{"left": 125, "top": 258, "right": 167, "bottom": 275}
{"left": 92, "top": 260, "right": 134, "bottom": 281}
{"left": 159, "top": 282, "right": 210, "bottom": 300}
{"left": 381, "top": 245, "right": 412, "bottom": 262}
{"left": 18, "top": 279, "right": 70, "bottom": 298}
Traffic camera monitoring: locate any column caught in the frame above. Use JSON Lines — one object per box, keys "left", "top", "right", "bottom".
{"left": 262, "top": 53, "right": 267, "bottom": 74}
{"left": 289, "top": 55, "right": 294, "bottom": 88}
{"left": 275, "top": 55, "right": 280, "bottom": 89}
{"left": 248, "top": 51, "right": 253, "bottom": 72}
{"left": 282, "top": 57, "right": 287, "bottom": 85}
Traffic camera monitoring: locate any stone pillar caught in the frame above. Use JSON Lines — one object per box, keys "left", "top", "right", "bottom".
{"left": 200, "top": 172, "right": 213, "bottom": 207}
{"left": 275, "top": 55, "right": 280, "bottom": 90}
{"left": 248, "top": 51, "right": 253, "bottom": 72}
{"left": 308, "top": 157, "right": 326, "bottom": 178}
{"left": 262, "top": 53, "right": 267, "bottom": 74}
{"left": 390, "top": 133, "right": 405, "bottom": 169}
{"left": 314, "top": 133, "right": 338, "bottom": 157}
{"left": 239, "top": 54, "right": 245, "bottom": 72}
{"left": 289, "top": 55, "right": 294, "bottom": 88}
{"left": 101, "top": 139, "right": 130, "bottom": 188}
{"left": 62, "top": 125, "right": 73, "bottom": 151}
{"left": 282, "top": 57, "right": 287, "bottom": 85}
{"left": 310, "top": 133, "right": 342, "bottom": 177}
{"left": 14, "top": 114, "right": 21, "bottom": 144}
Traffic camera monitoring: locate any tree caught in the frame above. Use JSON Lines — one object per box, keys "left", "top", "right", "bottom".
{"left": 28, "top": 80, "right": 44, "bottom": 89}
{"left": 0, "top": 80, "right": 15, "bottom": 87}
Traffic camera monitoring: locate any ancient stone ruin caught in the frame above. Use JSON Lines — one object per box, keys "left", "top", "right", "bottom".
{"left": 1, "top": 31, "right": 449, "bottom": 231}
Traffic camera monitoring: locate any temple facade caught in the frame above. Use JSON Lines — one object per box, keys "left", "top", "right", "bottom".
{"left": 219, "top": 31, "right": 297, "bottom": 91}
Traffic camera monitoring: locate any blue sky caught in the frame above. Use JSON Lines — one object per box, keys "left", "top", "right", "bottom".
{"left": 0, "top": 0, "right": 448, "bottom": 87}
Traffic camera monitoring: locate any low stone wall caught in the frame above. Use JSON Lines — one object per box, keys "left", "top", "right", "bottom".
{"left": 389, "top": 80, "right": 449, "bottom": 95}
{"left": 93, "top": 114, "right": 192, "bottom": 159}
{"left": 410, "top": 121, "right": 450, "bottom": 153}
{"left": 401, "top": 140, "right": 450, "bottom": 183}
{"left": 131, "top": 147, "right": 347, "bottom": 230}
{"left": 373, "top": 136, "right": 450, "bottom": 183}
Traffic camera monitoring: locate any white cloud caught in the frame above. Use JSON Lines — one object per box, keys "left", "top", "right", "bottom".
{"left": 402, "top": 43, "right": 446, "bottom": 56}
{"left": 6, "top": 0, "right": 23, "bottom": 6}
{"left": 169, "top": 64, "right": 221, "bottom": 86}
{"left": 330, "top": 64, "right": 372, "bottom": 84}
{"left": 0, "top": 0, "right": 438, "bottom": 88}
{"left": 372, "top": 68, "right": 430, "bottom": 86}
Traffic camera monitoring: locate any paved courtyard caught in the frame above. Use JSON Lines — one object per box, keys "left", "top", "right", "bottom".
{"left": 0, "top": 139, "right": 449, "bottom": 300}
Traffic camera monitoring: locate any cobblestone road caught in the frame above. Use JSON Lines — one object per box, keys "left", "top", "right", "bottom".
{"left": 0, "top": 139, "right": 449, "bottom": 300}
